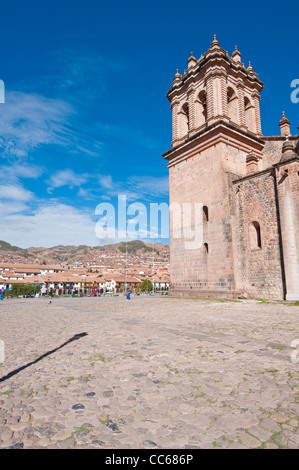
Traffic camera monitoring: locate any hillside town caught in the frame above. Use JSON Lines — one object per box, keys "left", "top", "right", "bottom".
{"left": 0, "top": 241, "right": 170, "bottom": 295}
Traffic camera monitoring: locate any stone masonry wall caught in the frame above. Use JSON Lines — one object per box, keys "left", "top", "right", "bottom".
{"left": 233, "top": 170, "right": 284, "bottom": 299}
{"left": 275, "top": 158, "right": 299, "bottom": 300}
{"left": 168, "top": 142, "right": 238, "bottom": 298}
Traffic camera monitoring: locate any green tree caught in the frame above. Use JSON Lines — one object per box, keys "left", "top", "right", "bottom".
{"left": 140, "top": 279, "right": 153, "bottom": 292}
{"left": 8, "top": 284, "right": 41, "bottom": 298}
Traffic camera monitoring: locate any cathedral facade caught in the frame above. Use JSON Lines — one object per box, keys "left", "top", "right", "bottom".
{"left": 163, "top": 36, "right": 299, "bottom": 300}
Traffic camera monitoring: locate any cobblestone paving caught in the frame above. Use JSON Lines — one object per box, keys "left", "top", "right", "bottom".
{"left": 0, "top": 296, "right": 298, "bottom": 449}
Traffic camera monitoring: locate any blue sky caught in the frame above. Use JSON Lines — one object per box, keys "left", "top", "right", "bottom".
{"left": 0, "top": 0, "right": 298, "bottom": 248}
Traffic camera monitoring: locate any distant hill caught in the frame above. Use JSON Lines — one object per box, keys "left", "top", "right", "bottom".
{"left": 0, "top": 240, "right": 23, "bottom": 251}
{"left": 118, "top": 240, "right": 158, "bottom": 254}
{"left": 0, "top": 240, "right": 169, "bottom": 267}
{"left": 0, "top": 240, "right": 33, "bottom": 259}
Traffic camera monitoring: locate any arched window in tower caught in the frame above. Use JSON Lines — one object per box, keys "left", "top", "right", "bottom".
{"left": 244, "top": 96, "right": 255, "bottom": 132}
{"left": 227, "top": 87, "right": 238, "bottom": 124}
{"left": 249, "top": 221, "right": 262, "bottom": 249}
{"left": 203, "top": 243, "right": 209, "bottom": 254}
{"left": 203, "top": 205, "right": 209, "bottom": 223}
{"left": 195, "top": 90, "right": 206, "bottom": 129}
{"left": 178, "top": 102, "right": 189, "bottom": 139}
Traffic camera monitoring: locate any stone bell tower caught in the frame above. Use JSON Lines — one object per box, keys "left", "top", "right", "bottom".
{"left": 163, "top": 36, "right": 265, "bottom": 298}
{"left": 170, "top": 36, "right": 263, "bottom": 149}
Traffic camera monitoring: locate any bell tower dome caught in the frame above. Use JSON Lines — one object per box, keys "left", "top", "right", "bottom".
{"left": 167, "top": 35, "right": 264, "bottom": 150}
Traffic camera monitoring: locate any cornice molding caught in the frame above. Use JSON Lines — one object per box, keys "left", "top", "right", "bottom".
{"left": 163, "top": 120, "right": 265, "bottom": 167}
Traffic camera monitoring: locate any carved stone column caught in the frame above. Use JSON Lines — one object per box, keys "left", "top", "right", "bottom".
{"left": 218, "top": 69, "right": 228, "bottom": 118}
{"left": 188, "top": 86, "right": 196, "bottom": 135}
{"left": 205, "top": 70, "right": 215, "bottom": 123}
{"left": 252, "top": 91, "right": 262, "bottom": 136}
{"left": 171, "top": 99, "right": 179, "bottom": 146}
{"left": 236, "top": 80, "right": 245, "bottom": 128}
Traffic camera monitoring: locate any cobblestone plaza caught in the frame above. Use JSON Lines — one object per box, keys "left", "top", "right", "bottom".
{"left": 0, "top": 296, "right": 298, "bottom": 449}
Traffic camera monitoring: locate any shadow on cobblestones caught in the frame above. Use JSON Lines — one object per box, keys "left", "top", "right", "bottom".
{"left": 0, "top": 332, "right": 88, "bottom": 383}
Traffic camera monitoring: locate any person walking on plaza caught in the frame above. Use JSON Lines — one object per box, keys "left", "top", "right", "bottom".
{"left": 41, "top": 285, "right": 47, "bottom": 298}
{"left": 126, "top": 290, "right": 131, "bottom": 300}
{"left": 0, "top": 287, "right": 4, "bottom": 301}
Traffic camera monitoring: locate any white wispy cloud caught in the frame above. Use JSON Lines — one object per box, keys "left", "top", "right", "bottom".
{"left": 47, "top": 169, "right": 89, "bottom": 192}
{"left": 0, "top": 201, "right": 28, "bottom": 215}
{"left": 98, "top": 175, "right": 113, "bottom": 190}
{"left": 0, "top": 201, "right": 98, "bottom": 248}
{"left": 45, "top": 47, "right": 127, "bottom": 99}
{"left": 0, "top": 183, "right": 34, "bottom": 202}
{"left": 95, "top": 174, "right": 169, "bottom": 200}
{"left": 0, "top": 89, "right": 104, "bottom": 164}
{"left": 0, "top": 163, "right": 44, "bottom": 184}
{"left": 0, "top": 91, "right": 74, "bottom": 160}
{"left": 127, "top": 175, "right": 169, "bottom": 197}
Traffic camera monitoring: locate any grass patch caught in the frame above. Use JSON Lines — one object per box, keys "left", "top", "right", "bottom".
{"left": 185, "top": 369, "right": 204, "bottom": 375}
{"left": 172, "top": 296, "right": 242, "bottom": 303}
{"left": 164, "top": 364, "right": 180, "bottom": 374}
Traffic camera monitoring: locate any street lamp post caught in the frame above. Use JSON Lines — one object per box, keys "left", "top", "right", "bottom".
{"left": 152, "top": 242, "right": 155, "bottom": 295}
{"left": 124, "top": 241, "right": 127, "bottom": 295}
